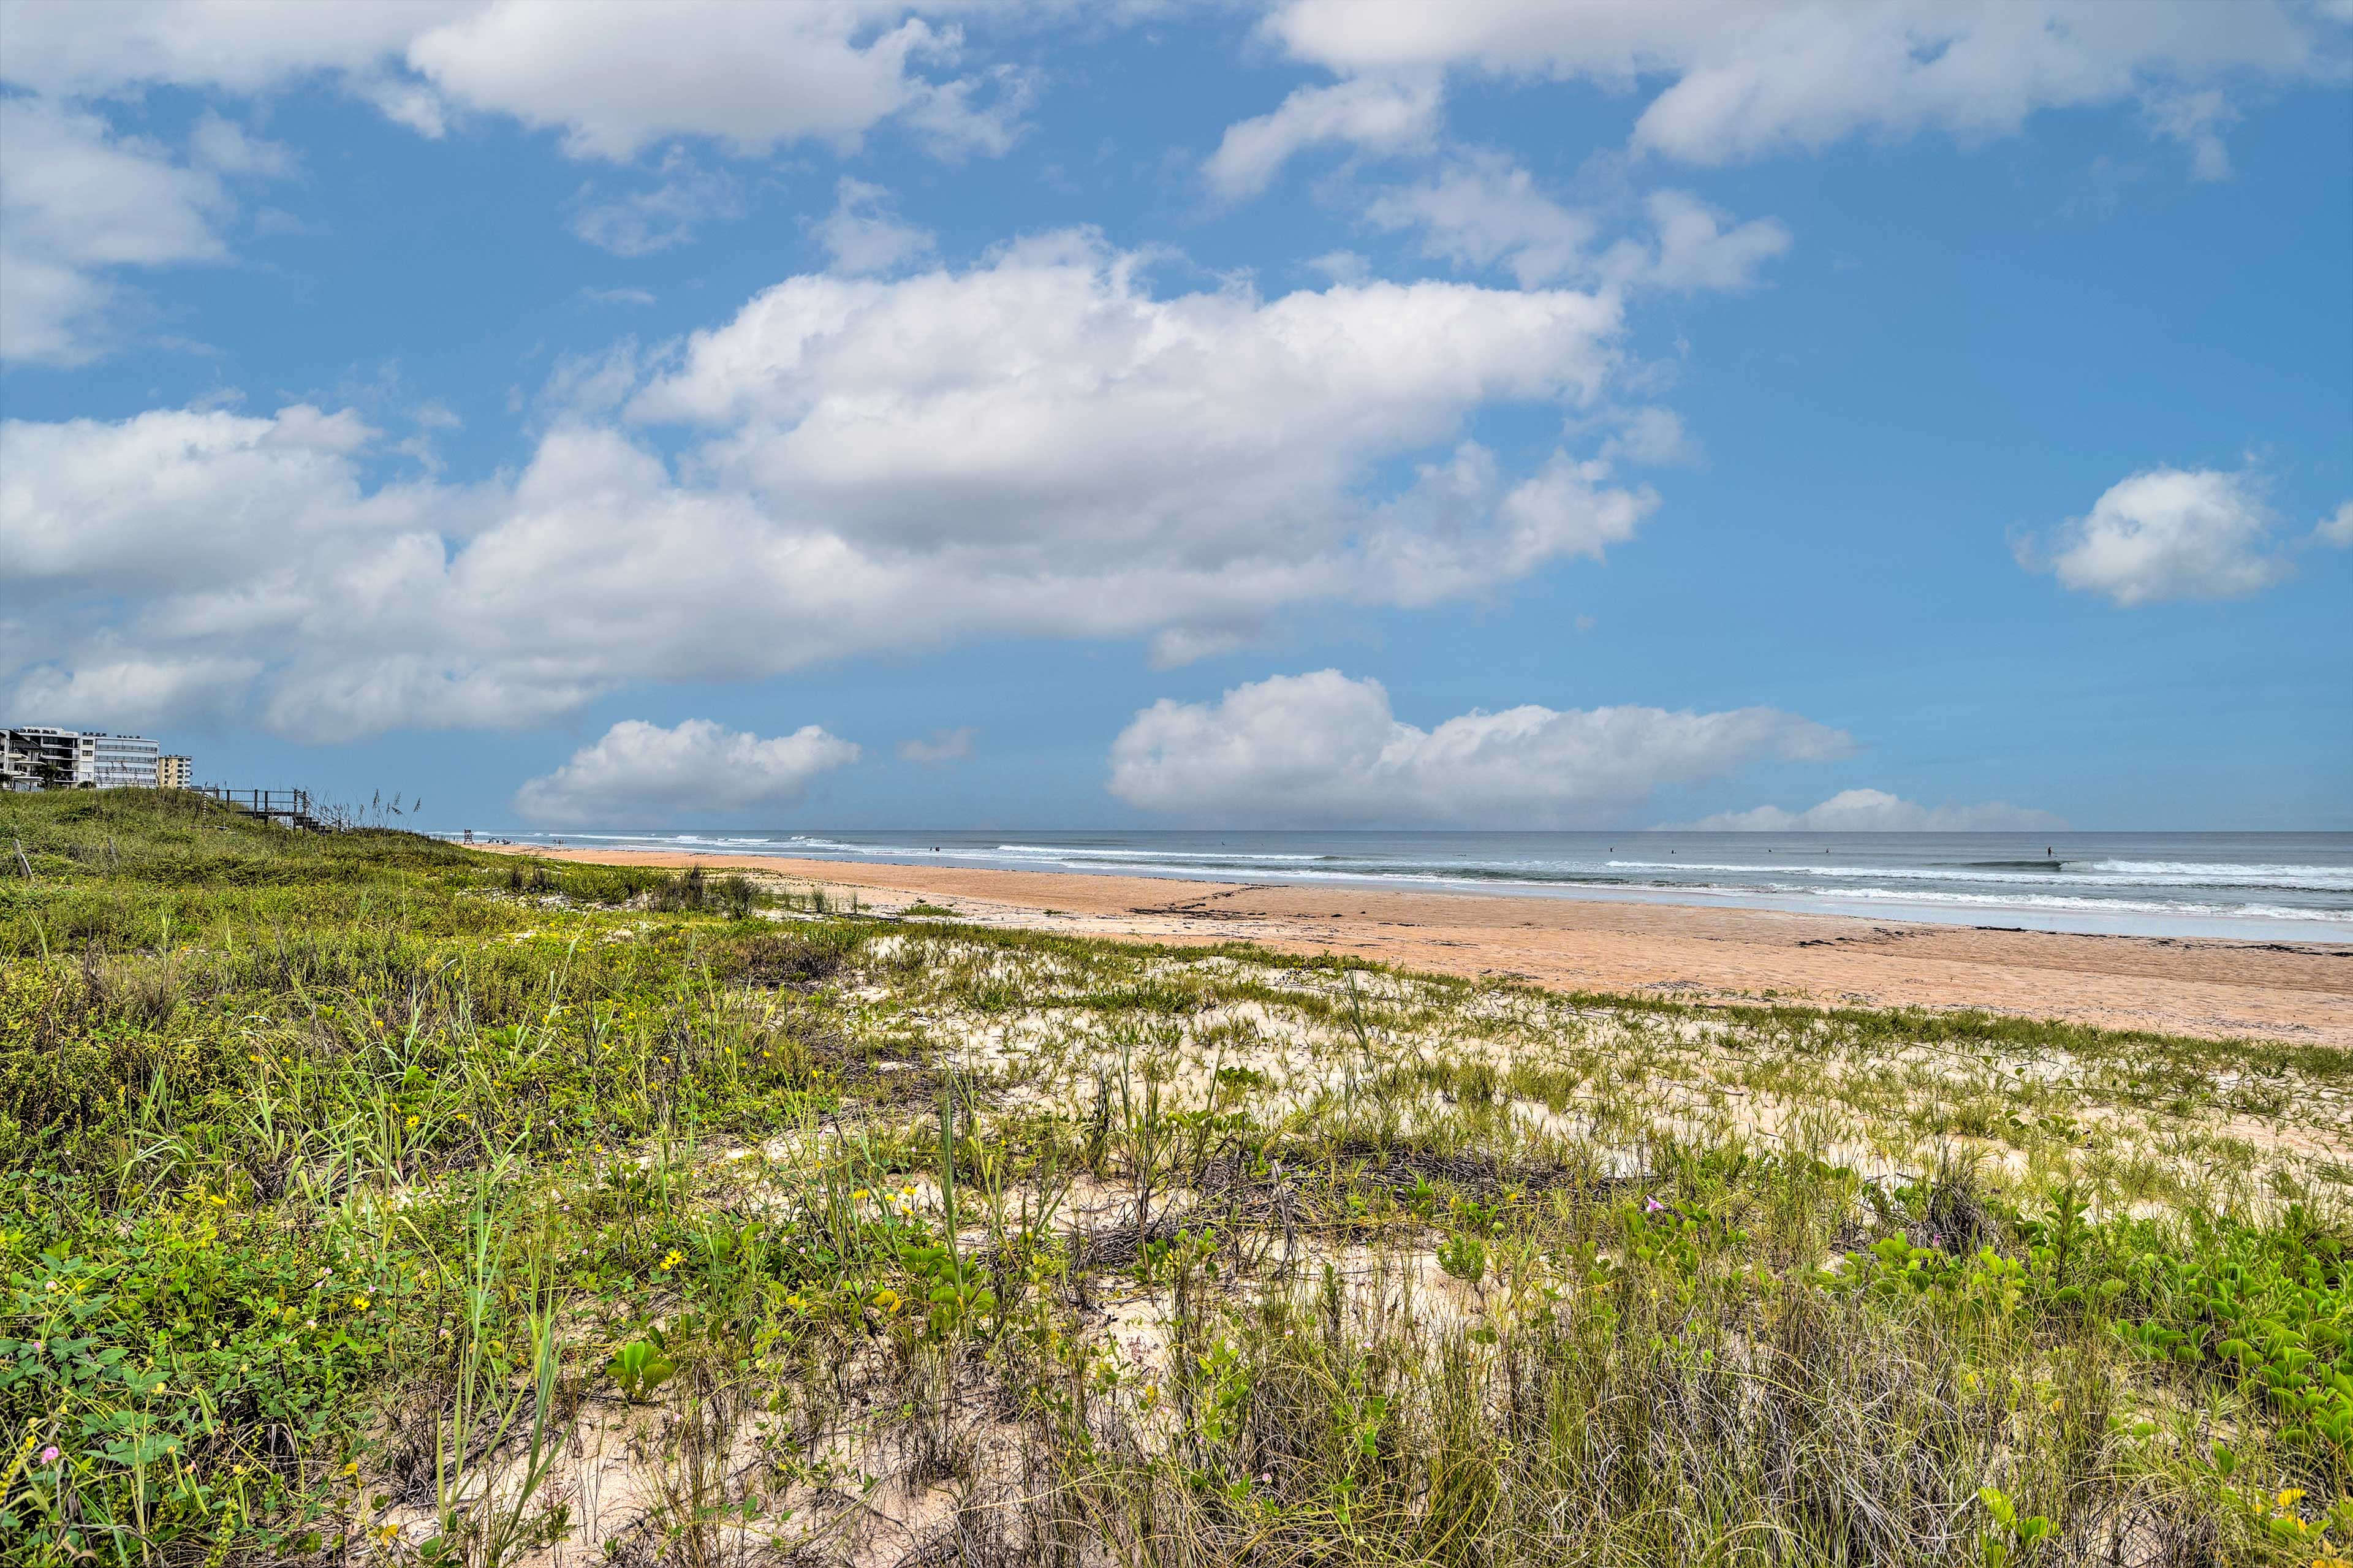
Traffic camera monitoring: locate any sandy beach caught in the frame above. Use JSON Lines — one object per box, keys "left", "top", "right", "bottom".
{"left": 485, "top": 845, "right": 2353, "bottom": 1046}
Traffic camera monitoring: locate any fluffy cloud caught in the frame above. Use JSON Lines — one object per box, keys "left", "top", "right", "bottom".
{"left": 188, "top": 113, "right": 298, "bottom": 178}
{"left": 1258, "top": 0, "right": 2339, "bottom": 173}
{"left": 0, "top": 402, "right": 405, "bottom": 595}
{"left": 897, "top": 726, "right": 977, "bottom": 765}
{"left": 0, "top": 5, "right": 1030, "bottom": 358}
{"left": 1640, "top": 191, "right": 1791, "bottom": 292}
{"left": 571, "top": 156, "right": 743, "bottom": 256}
{"left": 1, "top": 1, "right": 1026, "bottom": 161}
{"left": 10, "top": 655, "right": 265, "bottom": 729}
{"left": 513, "top": 718, "right": 860, "bottom": 827}
{"left": 17, "top": 1, "right": 2332, "bottom": 178}
{"left": 2144, "top": 88, "right": 2241, "bottom": 181}
{"left": 624, "top": 231, "right": 1646, "bottom": 643}
{"left": 0, "top": 97, "right": 232, "bottom": 364}
{"left": 2316, "top": 501, "right": 2353, "bottom": 548}
{"left": 1107, "top": 670, "right": 1853, "bottom": 825}
{"left": 1680, "top": 788, "right": 2065, "bottom": 831}
{"left": 1363, "top": 154, "right": 1595, "bottom": 286}
{"left": 1365, "top": 162, "right": 1789, "bottom": 294}
{"left": 1203, "top": 76, "right": 1443, "bottom": 199}
{"left": 2018, "top": 466, "right": 2289, "bottom": 606}
{"left": 0, "top": 0, "right": 457, "bottom": 98}
{"left": 814, "top": 178, "right": 937, "bottom": 275}
{"left": 1601, "top": 406, "right": 1703, "bottom": 468}
{"left": 4, "top": 238, "right": 1659, "bottom": 738}
{"left": 408, "top": 1, "right": 1011, "bottom": 161}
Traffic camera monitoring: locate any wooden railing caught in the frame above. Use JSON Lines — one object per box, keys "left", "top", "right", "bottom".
{"left": 194, "top": 787, "right": 335, "bottom": 831}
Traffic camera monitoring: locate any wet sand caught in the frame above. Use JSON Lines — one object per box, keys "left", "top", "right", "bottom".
{"left": 483, "top": 846, "right": 2353, "bottom": 1046}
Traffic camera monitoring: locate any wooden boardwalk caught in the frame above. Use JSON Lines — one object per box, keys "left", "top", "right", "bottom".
{"left": 194, "top": 786, "right": 337, "bottom": 832}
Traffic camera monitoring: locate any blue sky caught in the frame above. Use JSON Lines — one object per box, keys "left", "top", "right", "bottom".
{"left": 3, "top": 1, "right": 2348, "bottom": 832}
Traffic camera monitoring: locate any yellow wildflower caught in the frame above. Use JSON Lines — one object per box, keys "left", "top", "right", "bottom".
{"left": 659, "top": 1249, "right": 684, "bottom": 1271}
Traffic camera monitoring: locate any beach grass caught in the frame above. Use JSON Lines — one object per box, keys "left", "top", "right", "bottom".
{"left": 2, "top": 788, "right": 2347, "bottom": 1566}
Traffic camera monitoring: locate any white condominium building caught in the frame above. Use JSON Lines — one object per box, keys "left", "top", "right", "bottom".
{"left": 91, "top": 733, "right": 160, "bottom": 788}
{"left": 1, "top": 726, "right": 169, "bottom": 789}
{"left": 2, "top": 727, "right": 95, "bottom": 788}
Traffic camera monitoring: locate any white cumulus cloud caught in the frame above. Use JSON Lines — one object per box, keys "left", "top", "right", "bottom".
{"left": 408, "top": 1, "right": 982, "bottom": 161}
{"left": 1107, "top": 670, "right": 1853, "bottom": 825}
{"left": 0, "top": 96, "right": 233, "bottom": 365}
{"left": 2316, "top": 501, "right": 2353, "bottom": 548}
{"left": 512, "top": 718, "right": 860, "bottom": 827}
{"left": 1635, "top": 190, "right": 1792, "bottom": 292}
{"left": 2020, "top": 465, "right": 2289, "bottom": 606}
{"left": 570, "top": 156, "right": 743, "bottom": 256}
{"left": 1259, "top": 0, "right": 2340, "bottom": 175}
{"left": 1363, "top": 153, "right": 1596, "bottom": 287}
{"left": 3, "top": 238, "right": 1661, "bottom": 740}
{"left": 188, "top": 112, "right": 298, "bottom": 178}
{"left": 2143, "top": 87, "right": 2241, "bottom": 181}
{"left": 1, "top": 1, "right": 1029, "bottom": 162}
{"left": 814, "top": 178, "right": 936, "bottom": 275}
{"left": 1204, "top": 76, "right": 1443, "bottom": 199}
{"left": 0, "top": 0, "right": 458, "bottom": 98}
{"left": 1365, "top": 161, "right": 1788, "bottom": 295}
{"left": 1678, "top": 788, "right": 2066, "bottom": 831}
{"left": 1601, "top": 406, "right": 1703, "bottom": 468}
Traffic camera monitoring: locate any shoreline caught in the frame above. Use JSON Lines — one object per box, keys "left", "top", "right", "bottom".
{"left": 481, "top": 844, "right": 2353, "bottom": 1047}
{"left": 477, "top": 833, "right": 2353, "bottom": 945}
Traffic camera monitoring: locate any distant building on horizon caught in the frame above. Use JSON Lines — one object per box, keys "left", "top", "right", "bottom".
{"left": 158, "top": 754, "right": 192, "bottom": 789}
{"left": 91, "top": 732, "right": 160, "bottom": 788}
{"left": 1, "top": 725, "right": 173, "bottom": 790}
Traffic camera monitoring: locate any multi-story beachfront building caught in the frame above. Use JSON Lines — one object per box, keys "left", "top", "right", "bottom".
{"left": 2, "top": 727, "right": 96, "bottom": 788}
{"left": 0, "top": 726, "right": 166, "bottom": 789}
{"left": 91, "top": 733, "right": 161, "bottom": 788}
{"left": 0, "top": 730, "right": 36, "bottom": 790}
{"left": 158, "top": 754, "right": 193, "bottom": 789}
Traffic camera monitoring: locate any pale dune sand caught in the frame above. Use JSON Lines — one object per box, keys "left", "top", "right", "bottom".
{"left": 485, "top": 845, "right": 2353, "bottom": 1046}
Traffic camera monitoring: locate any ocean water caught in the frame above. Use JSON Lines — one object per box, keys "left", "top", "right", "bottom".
{"left": 494, "top": 828, "right": 2353, "bottom": 942}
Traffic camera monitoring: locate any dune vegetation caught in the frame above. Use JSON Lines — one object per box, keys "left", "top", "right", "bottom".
{"left": 2, "top": 789, "right": 2348, "bottom": 1566}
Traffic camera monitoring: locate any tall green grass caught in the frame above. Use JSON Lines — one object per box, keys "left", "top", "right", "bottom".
{"left": 1, "top": 789, "right": 2345, "bottom": 1566}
